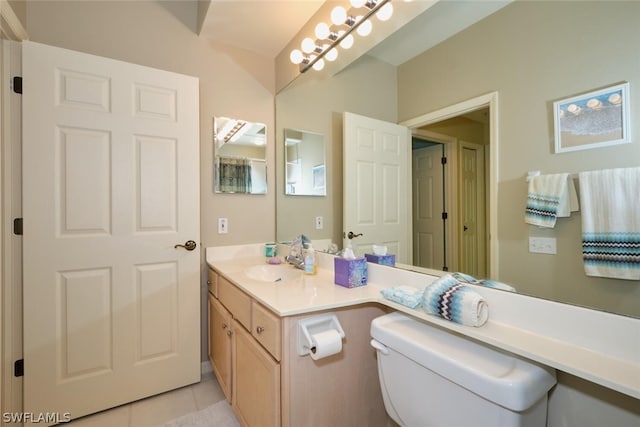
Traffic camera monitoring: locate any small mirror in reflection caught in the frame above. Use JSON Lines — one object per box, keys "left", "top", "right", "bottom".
{"left": 214, "top": 117, "right": 267, "bottom": 194}
{"left": 285, "top": 128, "right": 326, "bottom": 196}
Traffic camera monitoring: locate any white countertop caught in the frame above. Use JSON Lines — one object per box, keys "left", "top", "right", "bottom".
{"left": 206, "top": 245, "right": 640, "bottom": 399}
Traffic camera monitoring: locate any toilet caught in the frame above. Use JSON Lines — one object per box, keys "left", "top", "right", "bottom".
{"left": 370, "top": 312, "right": 557, "bottom": 427}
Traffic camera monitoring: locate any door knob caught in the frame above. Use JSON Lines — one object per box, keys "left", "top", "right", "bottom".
{"left": 174, "top": 240, "right": 197, "bottom": 251}
{"left": 347, "top": 231, "right": 363, "bottom": 240}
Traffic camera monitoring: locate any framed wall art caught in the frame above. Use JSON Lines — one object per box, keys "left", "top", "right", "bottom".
{"left": 554, "top": 82, "right": 630, "bottom": 153}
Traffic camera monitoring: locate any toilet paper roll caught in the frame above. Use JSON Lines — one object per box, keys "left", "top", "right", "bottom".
{"left": 309, "top": 329, "right": 343, "bottom": 360}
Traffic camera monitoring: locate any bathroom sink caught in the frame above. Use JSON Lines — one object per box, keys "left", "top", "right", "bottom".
{"left": 244, "top": 264, "right": 302, "bottom": 282}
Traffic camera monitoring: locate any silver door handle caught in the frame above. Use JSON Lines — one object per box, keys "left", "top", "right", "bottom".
{"left": 174, "top": 240, "right": 197, "bottom": 251}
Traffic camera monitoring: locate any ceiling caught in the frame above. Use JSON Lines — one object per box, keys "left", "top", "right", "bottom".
{"left": 199, "top": 0, "right": 325, "bottom": 58}
{"left": 199, "top": 0, "right": 512, "bottom": 65}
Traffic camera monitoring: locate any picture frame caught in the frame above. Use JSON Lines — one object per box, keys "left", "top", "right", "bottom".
{"left": 553, "top": 82, "right": 630, "bottom": 153}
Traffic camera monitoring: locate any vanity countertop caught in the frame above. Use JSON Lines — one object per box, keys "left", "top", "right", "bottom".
{"left": 206, "top": 247, "right": 639, "bottom": 400}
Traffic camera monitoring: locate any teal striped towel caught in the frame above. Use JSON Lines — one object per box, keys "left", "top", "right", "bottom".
{"left": 579, "top": 168, "right": 640, "bottom": 280}
{"left": 422, "top": 274, "right": 489, "bottom": 327}
{"left": 452, "top": 272, "right": 516, "bottom": 292}
{"left": 525, "top": 173, "right": 578, "bottom": 228}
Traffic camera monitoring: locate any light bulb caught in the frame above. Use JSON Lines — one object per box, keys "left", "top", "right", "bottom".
{"left": 325, "top": 47, "right": 338, "bottom": 62}
{"left": 340, "top": 34, "right": 354, "bottom": 49}
{"left": 301, "top": 37, "right": 316, "bottom": 54}
{"left": 376, "top": 2, "right": 393, "bottom": 21}
{"left": 315, "top": 22, "right": 330, "bottom": 40}
{"left": 313, "top": 58, "right": 325, "bottom": 71}
{"left": 331, "top": 6, "right": 347, "bottom": 25}
{"left": 290, "top": 49, "right": 304, "bottom": 64}
{"left": 356, "top": 19, "right": 372, "bottom": 36}
{"left": 350, "top": 0, "right": 367, "bottom": 7}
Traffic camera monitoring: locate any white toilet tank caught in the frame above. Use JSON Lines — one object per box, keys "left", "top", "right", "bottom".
{"left": 370, "top": 312, "right": 556, "bottom": 427}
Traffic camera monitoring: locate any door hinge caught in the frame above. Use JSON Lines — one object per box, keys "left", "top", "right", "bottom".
{"left": 12, "top": 76, "right": 22, "bottom": 94}
{"left": 441, "top": 212, "right": 448, "bottom": 220}
{"left": 13, "top": 218, "right": 23, "bottom": 235}
{"left": 14, "top": 359, "right": 24, "bottom": 377}
{"left": 441, "top": 156, "right": 447, "bottom": 165}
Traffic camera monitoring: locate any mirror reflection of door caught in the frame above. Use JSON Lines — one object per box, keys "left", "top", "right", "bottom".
{"left": 412, "top": 107, "right": 489, "bottom": 277}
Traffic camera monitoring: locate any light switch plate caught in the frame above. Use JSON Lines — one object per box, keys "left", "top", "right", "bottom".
{"left": 315, "top": 216, "right": 323, "bottom": 230}
{"left": 529, "top": 237, "right": 556, "bottom": 254}
{"left": 218, "top": 218, "right": 228, "bottom": 234}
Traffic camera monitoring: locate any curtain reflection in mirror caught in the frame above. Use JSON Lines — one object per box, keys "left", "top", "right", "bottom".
{"left": 217, "top": 157, "right": 252, "bottom": 193}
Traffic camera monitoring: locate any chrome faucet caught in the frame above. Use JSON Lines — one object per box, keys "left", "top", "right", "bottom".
{"left": 285, "top": 234, "right": 309, "bottom": 270}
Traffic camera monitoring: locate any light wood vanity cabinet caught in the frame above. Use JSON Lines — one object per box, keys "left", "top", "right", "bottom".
{"left": 208, "top": 269, "right": 281, "bottom": 427}
{"left": 233, "top": 321, "right": 281, "bottom": 427}
{"left": 207, "top": 267, "right": 389, "bottom": 427}
{"left": 208, "top": 294, "right": 232, "bottom": 401}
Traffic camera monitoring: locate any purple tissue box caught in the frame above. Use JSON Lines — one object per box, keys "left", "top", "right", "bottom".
{"left": 365, "top": 253, "right": 396, "bottom": 267}
{"left": 334, "top": 257, "right": 368, "bottom": 288}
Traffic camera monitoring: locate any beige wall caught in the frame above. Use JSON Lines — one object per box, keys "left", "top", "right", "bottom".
{"left": 398, "top": 1, "right": 640, "bottom": 317}
{"left": 276, "top": 54, "right": 397, "bottom": 245}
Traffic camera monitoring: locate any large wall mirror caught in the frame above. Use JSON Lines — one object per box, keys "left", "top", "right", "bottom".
{"left": 214, "top": 116, "right": 267, "bottom": 194}
{"left": 284, "top": 128, "right": 326, "bottom": 196}
{"left": 275, "top": 1, "right": 640, "bottom": 318}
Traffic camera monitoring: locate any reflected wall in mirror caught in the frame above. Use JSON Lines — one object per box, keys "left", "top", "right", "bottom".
{"left": 276, "top": 1, "right": 640, "bottom": 318}
{"left": 214, "top": 116, "right": 267, "bottom": 194}
{"left": 285, "top": 128, "right": 326, "bottom": 196}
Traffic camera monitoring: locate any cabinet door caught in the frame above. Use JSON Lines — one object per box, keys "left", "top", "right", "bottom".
{"left": 233, "top": 322, "right": 281, "bottom": 427}
{"left": 209, "top": 294, "right": 232, "bottom": 401}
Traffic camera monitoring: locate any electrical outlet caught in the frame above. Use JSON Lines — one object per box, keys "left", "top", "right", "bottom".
{"left": 315, "top": 216, "right": 323, "bottom": 230}
{"left": 218, "top": 218, "right": 228, "bottom": 234}
{"left": 529, "top": 237, "right": 556, "bottom": 254}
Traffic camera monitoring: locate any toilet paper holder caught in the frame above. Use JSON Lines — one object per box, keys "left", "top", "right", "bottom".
{"left": 297, "top": 313, "right": 345, "bottom": 356}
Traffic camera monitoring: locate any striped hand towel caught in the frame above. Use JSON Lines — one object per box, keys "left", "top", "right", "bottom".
{"left": 422, "top": 274, "right": 489, "bottom": 327}
{"left": 579, "top": 167, "right": 640, "bottom": 280}
{"left": 525, "top": 173, "right": 579, "bottom": 228}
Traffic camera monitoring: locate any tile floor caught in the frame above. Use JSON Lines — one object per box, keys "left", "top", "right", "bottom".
{"left": 62, "top": 370, "right": 226, "bottom": 427}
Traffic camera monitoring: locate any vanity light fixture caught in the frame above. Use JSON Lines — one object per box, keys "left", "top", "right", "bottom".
{"left": 216, "top": 118, "right": 248, "bottom": 144}
{"left": 290, "top": 0, "right": 394, "bottom": 73}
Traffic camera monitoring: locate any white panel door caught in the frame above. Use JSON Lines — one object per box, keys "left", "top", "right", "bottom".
{"left": 412, "top": 145, "right": 444, "bottom": 270}
{"left": 343, "top": 112, "right": 411, "bottom": 264}
{"left": 22, "top": 41, "right": 200, "bottom": 422}
{"left": 459, "top": 141, "right": 486, "bottom": 277}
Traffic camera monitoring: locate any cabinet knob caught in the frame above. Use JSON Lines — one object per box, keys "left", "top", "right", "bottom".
{"left": 256, "top": 326, "right": 265, "bottom": 334}
{"left": 222, "top": 323, "right": 228, "bottom": 330}
{"left": 207, "top": 280, "right": 211, "bottom": 285}
{"left": 226, "top": 330, "right": 232, "bottom": 337}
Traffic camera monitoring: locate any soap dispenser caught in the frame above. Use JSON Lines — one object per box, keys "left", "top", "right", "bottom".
{"left": 304, "top": 243, "right": 317, "bottom": 275}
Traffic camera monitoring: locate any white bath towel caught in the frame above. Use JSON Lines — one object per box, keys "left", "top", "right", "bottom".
{"left": 422, "top": 275, "right": 489, "bottom": 327}
{"left": 525, "top": 173, "right": 579, "bottom": 228}
{"left": 579, "top": 167, "right": 640, "bottom": 280}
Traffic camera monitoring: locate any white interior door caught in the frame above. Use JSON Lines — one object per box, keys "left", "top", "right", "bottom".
{"left": 459, "top": 141, "right": 486, "bottom": 277}
{"left": 343, "top": 112, "right": 411, "bottom": 264}
{"left": 412, "top": 145, "right": 444, "bottom": 270}
{"left": 22, "top": 41, "right": 200, "bottom": 422}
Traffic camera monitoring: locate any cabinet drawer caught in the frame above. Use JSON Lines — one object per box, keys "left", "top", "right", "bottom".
{"left": 252, "top": 302, "right": 282, "bottom": 361}
{"left": 218, "top": 276, "right": 251, "bottom": 330}
{"left": 207, "top": 268, "right": 218, "bottom": 297}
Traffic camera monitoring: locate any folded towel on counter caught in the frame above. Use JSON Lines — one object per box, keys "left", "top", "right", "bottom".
{"left": 525, "top": 173, "right": 579, "bottom": 228}
{"left": 452, "top": 272, "right": 516, "bottom": 292}
{"left": 422, "top": 274, "right": 489, "bottom": 327}
{"left": 579, "top": 167, "right": 640, "bottom": 280}
{"left": 380, "top": 286, "right": 423, "bottom": 309}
